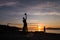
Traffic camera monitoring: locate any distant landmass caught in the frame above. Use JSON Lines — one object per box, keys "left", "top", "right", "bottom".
{"left": 46, "top": 28, "right": 60, "bottom": 30}
{"left": 0, "top": 24, "right": 22, "bottom": 32}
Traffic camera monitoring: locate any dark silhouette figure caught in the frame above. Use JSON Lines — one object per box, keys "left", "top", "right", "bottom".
{"left": 44, "top": 26, "right": 46, "bottom": 33}
{"left": 23, "top": 13, "right": 28, "bottom": 32}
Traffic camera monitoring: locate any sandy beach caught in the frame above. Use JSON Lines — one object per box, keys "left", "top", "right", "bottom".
{"left": 0, "top": 31, "right": 60, "bottom": 40}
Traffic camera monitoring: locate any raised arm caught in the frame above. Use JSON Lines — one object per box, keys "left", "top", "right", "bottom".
{"left": 25, "top": 13, "right": 27, "bottom": 19}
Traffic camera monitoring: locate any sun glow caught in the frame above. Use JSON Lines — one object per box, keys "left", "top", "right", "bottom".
{"left": 38, "top": 25, "right": 43, "bottom": 31}
{"left": 38, "top": 26, "right": 41, "bottom": 31}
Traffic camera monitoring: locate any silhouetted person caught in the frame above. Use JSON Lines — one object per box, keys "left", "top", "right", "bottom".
{"left": 23, "top": 13, "right": 28, "bottom": 32}
{"left": 44, "top": 26, "right": 46, "bottom": 33}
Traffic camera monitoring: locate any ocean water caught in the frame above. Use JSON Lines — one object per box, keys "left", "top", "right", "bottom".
{"left": 46, "top": 30, "right": 60, "bottom": 34}
{"left": 19, "top": 29, "right": 60, "bottom": 34}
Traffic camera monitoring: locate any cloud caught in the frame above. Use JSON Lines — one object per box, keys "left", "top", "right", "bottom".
{"left": 0, "top": 0, "right": 60, "bottom": 17}
{"left": 24, "top": 0, "right": 60, "bottom": 15}
{"left": 0, "top": 2, "right": 18, "bottom": 6}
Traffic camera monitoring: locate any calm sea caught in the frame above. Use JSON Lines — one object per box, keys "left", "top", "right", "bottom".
{"left": 46, "top": 29, "right": 60, "bottom": 34}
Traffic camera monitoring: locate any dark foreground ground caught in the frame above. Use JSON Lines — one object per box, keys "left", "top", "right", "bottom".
{"left": 0, "top": 31, "right": 60, "bottom": 40}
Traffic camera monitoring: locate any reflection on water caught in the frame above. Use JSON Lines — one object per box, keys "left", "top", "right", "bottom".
{"left": 46, "top": 30, "right": 60, "bottom": 34}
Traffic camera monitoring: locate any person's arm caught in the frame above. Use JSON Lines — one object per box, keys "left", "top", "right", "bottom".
{"left": 25, "top": 13, "right": 27, "bottom": 19}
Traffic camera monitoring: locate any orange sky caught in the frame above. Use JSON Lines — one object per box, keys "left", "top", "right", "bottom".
{"left": 0, "top": 0, "right": 60, "bottom": 32}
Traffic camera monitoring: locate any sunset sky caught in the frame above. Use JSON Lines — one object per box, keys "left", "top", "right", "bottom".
{"left": 0, "top": 0, "right": 60, "bottom": 28}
